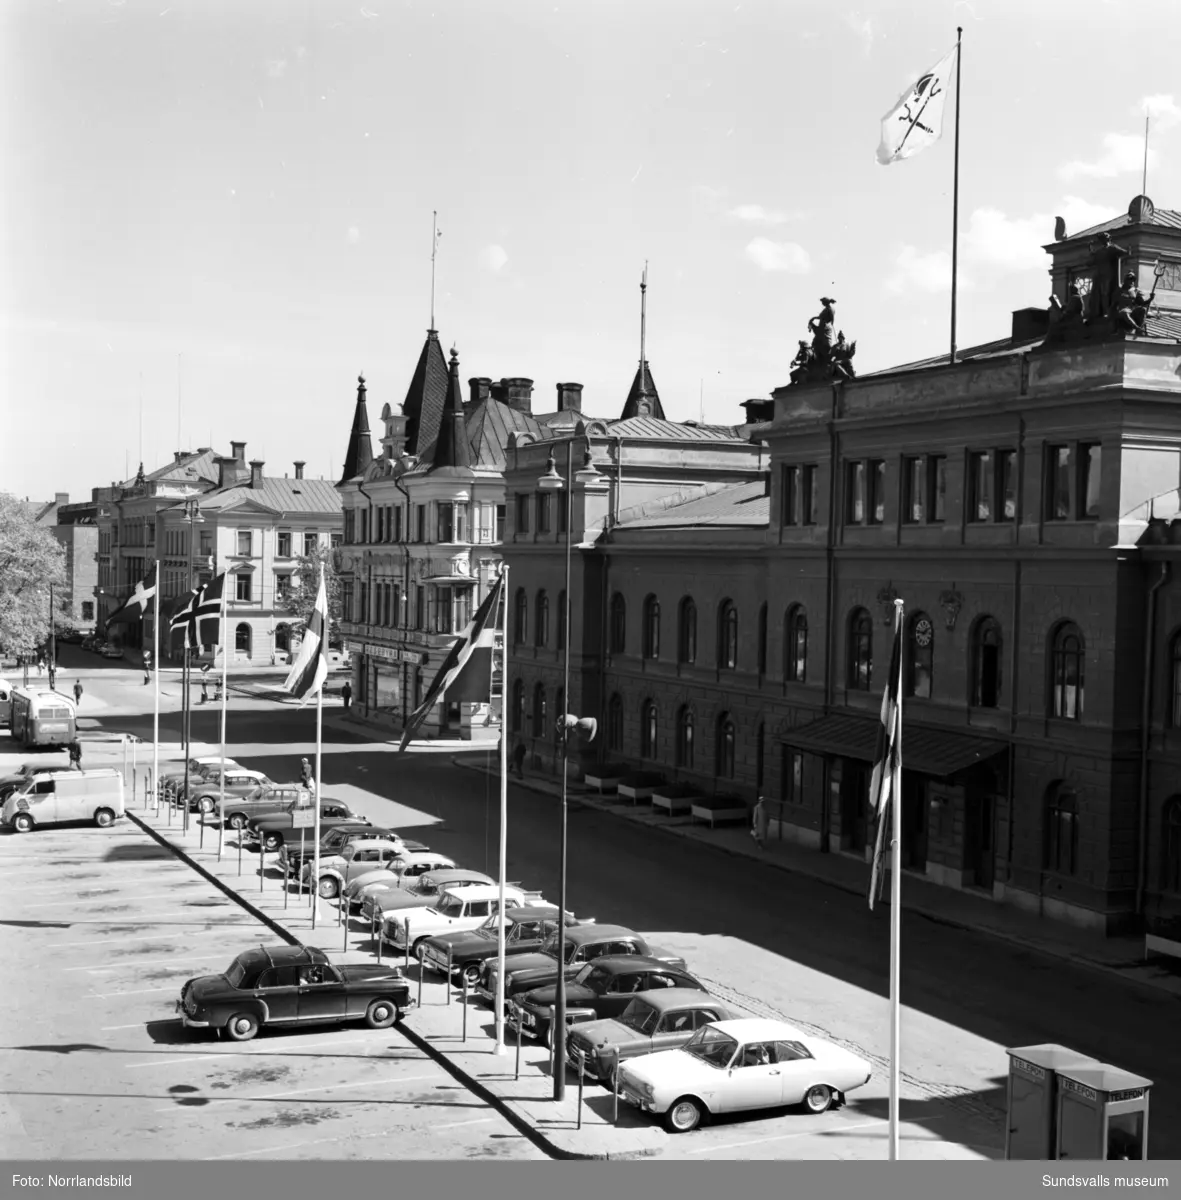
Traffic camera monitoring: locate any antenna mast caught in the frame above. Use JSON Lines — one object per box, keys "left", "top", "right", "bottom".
{"left": 1143, "top": 111, "right": 1150, "bottom": 195}
{"left": 639, "top": 261, "right": 648, "bottom": 366}
{"left": 430, "top": 211, "right": 441, "bottom": 330}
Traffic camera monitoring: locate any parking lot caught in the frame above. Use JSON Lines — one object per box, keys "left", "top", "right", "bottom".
{"left": 0, "top": 815, "right": 545, "bottom": 1161}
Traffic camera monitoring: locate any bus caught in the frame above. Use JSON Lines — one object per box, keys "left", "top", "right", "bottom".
{"left": 11, "top": 688, "right": 76, "bottom": 749}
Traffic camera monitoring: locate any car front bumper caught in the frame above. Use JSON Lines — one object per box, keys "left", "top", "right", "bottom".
{"left": 175, "top": 1000, "right": 210, "bottom": 1028}
{"left": 619, "top": 1086, "right": 657, "bottom": 1113}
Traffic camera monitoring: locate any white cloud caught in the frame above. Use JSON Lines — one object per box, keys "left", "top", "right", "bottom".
{"left": 480, "top": 244, "right": 508, "bottom": 273}
{"left": 964, "top": 197, "right": 1118, "bottom": 271}
{"left": 744, "top": 238, "right": 810, "bottom": 273}
{"left": 1139, "top": 93, "right": 1181, "bottom": 130}
{"left": 1059, "top": 132, "right": 1157, "bottom": 181}
{"left": 728, "top": 204, "right": 800, "bottom": 225}
{"left": 885, "top": 245, "right": 962, "bottom": 294}
{"left": 266, "top": 59, "right": 287, "bottom": 79}
{"left": 844, "top": 11, "right": 875, "bottom": 57}
{"left": 346, "top": 226, "right": 361, "bottom": 245}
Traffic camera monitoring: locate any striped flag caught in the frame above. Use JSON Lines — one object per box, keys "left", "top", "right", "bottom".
{"left": 868, "top": 601, "right": 904, "bottom": 910}
{"left": 282, "top": 565, "right": 328, "bottom": 704}
{"left": 169, "top": 572, "right": 226, "bottom": 651}
{"left": 399, "top": 573, "right": 504, "bottom": 753}
{"left": 105, "top": 565, "right": 158, "bottom": 627}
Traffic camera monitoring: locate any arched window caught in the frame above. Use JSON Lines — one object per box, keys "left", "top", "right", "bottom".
{"left": 972, "top": 617, "right": 1003, "bottom": 708}
{"left": 532, "top": 682, "right": 547, "bottom": 738}
{"left": 1044, "top": 782, "right": 1079, "bottom": 875}
{"left": 1049, "top": 622, "right": 1085, "bottom": 720}
{"left": 757, "top": 603, "right": 768, "bottom": 676}
{"left": 557, "top": 589, "right": 567, "bottom": 651}
{"left": 718, "top": 599, "right": 738, "bottom": 670}
{"left": 676, "top": 706, "right": 694, "bottom": 768}
{"left": 235, "top": 623, "right": 252, "bottom": 655}
{"left": 609, "top": 593, "right": 627, "bottom": 655}
{"left": 906, "top": 612, "right": 934, "bottom": 699}
{"left": 1164, "top": 797, "right": 1181, "bottom": 893}
{"left": 847, "top": 608, "right": 873, "bottom": 690}
{"left": 640, "top": 699, "right": 658, "bottom": 758}
{"left": 275, "top": 623, "right": 291, "bottom": 653}
{"left": 678, "top": 597, "right": 697, "bottom": 665}
{"left": 511, "top": 679, "right": 525, "bottom": 733}
{"left": 513, "top": 588, "right": 528, "bottom": 646}
{"left": 534, "top": 590, "right": 549, "bottom": 648}
{"left": 715, "top": 712, "right": 736, "bottom": 778}
{"left": 1169, "top": 632, "right": 1181, "bottom": 728}
{"left": 642, "top": 595, "right": 661, "bottom": 660}
{"left": 607, "top": 693, "right": 624, "bottom": 751}
{"left": 785, "top": 605, "right": 808, "bottom": 683}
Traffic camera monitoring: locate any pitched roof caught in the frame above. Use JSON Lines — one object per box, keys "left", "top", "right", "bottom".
{"left": 430, "top": 349, "right": 473, "bottom": 472}
{"left": 605, "top": 416, "right": 747, "bottom": 441}
{"left": 339, "top": 376, "right": 374, "bottom": 485}
{"left": 182, "top": 476, "right": 343, "bottom": 515}
{"left": 465, "top": 398, "right": 545, "bottom": 470}
{"left": 401, "top": 329, "right": 451, "bottom": 461}
{"left": 1069, "top": 204, "right": 1181, "bottom": 242}
{"left": 144, "top": 448, "right": 222, "bottom": 487}
{"left": 616, "top": 479, "right": 769, "bottom": 530}
{"left": 619, "top": 360, "right": 665, "bottom": 421}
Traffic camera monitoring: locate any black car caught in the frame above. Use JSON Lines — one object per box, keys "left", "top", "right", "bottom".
{"left": 420, "top": 906, "right": 578, "bottom": 986}
{"left": 176, "top": 944, "right": 414, "bottom": 1041}
{"left": 511, "top": 956, "right": 706, "bottom": 1046}
{"left": 245, "top": 803, "right": 370, "bottom": 852}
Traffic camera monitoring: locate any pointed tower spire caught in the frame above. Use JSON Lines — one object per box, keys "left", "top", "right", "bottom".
{"left": 401, "top": 329, "right": 450, "bottom": 459}
{"left": 431, "top": 346, "right": 473, "bottom": 470}
{"left": 339, "top": 374, "right": 375, "bottom": 484}
{"left": 620, "top": 262, "right": 665, "bottom": 420}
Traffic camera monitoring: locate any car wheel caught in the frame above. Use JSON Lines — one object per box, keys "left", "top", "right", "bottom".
{"left": 94, "top": 808, "right": 116, "bottom": 828}
{"left": 600, "top": 1062, "right": 619, "bottom": 1091}
{"left": 461, "top": 961, "right": 482, "bottom": 988}
{"left": 225, "top": 1013, "right": 259, "bottom": 1042}
{"left": 803, "top": 1084, "right": 834, "bottom": 1114}
{"left": 318, "top": 876, "right": 339, "bottom": 899}
{"left": 365, "top": 999, "right": 397, "bottom": 1029}
{"left": 537, "top": 1022, "right": 552, "bottom": 1049}
{"left": 412, "top": 938, "right": 429, "bottom": 962}
{"left": 12, "top": 812, "right": 34, "bottom": 834}
{"left": 263, "top": 834, "right": 281, "bottom": 852}
{"left": 664, "top": 1096, "right": 705, "bottom": 1134}
{"left": 199, "top": 797, "right": 215, "bottom": 814}
{"left": 229, "top": 813, "right": 247, "bottom": 830}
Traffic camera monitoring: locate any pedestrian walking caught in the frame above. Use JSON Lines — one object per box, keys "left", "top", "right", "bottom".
{"left": 68, "top": 741, "right": 82, "bottom": 770}
{"left": 36, "top": 654, "right": 44, "bottom": 677}
{"left": 48, "top": 666, "right": 56, "bottom": 691}
{"left": 142, "top": 650, "right": 152, "bottom": 686}
{"left": 340, "top": 681, "right": 352, "bottom": 710}
{"left": 751, "top": 794, "right": 769, "bottom": 850}
{"left": 73, "top": 680, "right": 83, "bottom": 706}
{"left": 511, "top": 741, "right": 526, "bottom": 779}
{"left": 298, "top": 757, "right": 314, "bottom": 791}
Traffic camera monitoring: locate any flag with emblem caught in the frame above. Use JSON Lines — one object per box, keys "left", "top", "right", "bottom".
{"left": 868, "top": 601, "right": 904, "bottom": 910}
{"left": 399, "top": 573, "right": 505, "bottom": 753}
{"left": 876, "top": 46, "right": 958, "bottom": 165}
{"left": 282, "top": 564, "right": 328, "bottom": 705}
{"left": 105, "top": 565, "right": 158, "bottom": 627}
{"left": 169, "top": 572, "right": 226, "bottom": 651}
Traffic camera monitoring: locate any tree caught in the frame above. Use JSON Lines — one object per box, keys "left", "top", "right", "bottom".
{"left": 0, "top": 493, "right": 69, "bottom": 658}
{"left": 284, "top": 544, "right": 345, "bottom": 649}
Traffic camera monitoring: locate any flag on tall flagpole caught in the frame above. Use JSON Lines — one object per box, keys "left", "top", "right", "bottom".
{"left": 282, "top": 566, "right": 328, "bottom": 705}
{"left": 105, "top": 565, "right": 158, "bottom": 626}
{"left": 169, "top": 572, "right": 227, "bottom": 650}
{"left": 868, "top": 601, "right": 904, "bottom": 910}
{"left": 876, "top": 46, "right": 958, "bottom": 165}
{"left": 398, "top": 574, "right": 505, "bottom": 752}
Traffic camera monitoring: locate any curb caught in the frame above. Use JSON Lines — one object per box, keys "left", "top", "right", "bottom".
{"left": 451, "top": 758, "right": 1181, "bottom": 1000}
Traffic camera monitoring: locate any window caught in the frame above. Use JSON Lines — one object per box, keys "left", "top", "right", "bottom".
{"left": 556, "top": 590, "right": 567, "bottom": 650}
{"left": 536, "top": 493, "right": 552, "bottom": 534}
{"left": 235, "top": 572, "right": 252, "bottom": 603}
{"left": 906, "top": 612, "right": 934, "bottom": 699}
{"left": 717, "top": 600, "right": 738, "bottom": 669}
{"left": 376, "top": 509, "right": 384, "bottom": 542}
{"left": 715, "top": 713, "right": 736, "bottom": 779}
{"left": 340, "top": 581, "right": 354, "bottom": 622}
{"left": 845, "top": 461, "right": 866, "bottom": 524}
{"left": 277, "top": 530, "right": 292, "bottom": 558}
{"left": 848, "top": 608, "right": 872, "bottom": 690}
{"left": 676, "top": 707, "right": 694, "bottom": 768}
{"left": 868, "top": 459, "right": 885, "bottom": 524}
{"left": 969, "top": 449, "right": 1018, "bottom": 523}
{"left": 343, "top": 510, "right": 355, "bottom": 544}
{"left": 610, "top": 593, "right": 627, "bottom": 654}
{"left": 495, "top": 504, "right": 506, "bottom": 541}
{"left": 275, "top": 574, "right": 292, "bottom": 604}
{"left": 1049, "top": 622, "right": 1085, "bottom": 720}
{"left": 511, "top": 679, "right": 525, "bottom": 733}
{"left": 607, "top": 694, "right": 624, "bottom": 751}
{"left": 972, "top": 617, "right": 1003, "bottom": 708}
{"left": 642, "top": 595, "right": 660, "bottom": 659}
{"left": 757, "top": 603, "right": 768, "bottom": 675}
{"left": 1081, "top": 443, "right": 1101, "bottom": 518}
{"left": 513, "top": 588, "right": 528, "bottom": 645}
{"left": 781, "top": 465, "right": 800, "bottom": 525}
{"left": 1164, "top": 798, "right": 1181, "bottom": 893}
{"left": 515, "top": 493, "right": 531, "bottom": 535}
{"left": 1044, "top": 783, "right": 1079, "bottom": 875}
{"left": 1047, "top": 445, "right": 1075, "bottom": 521}
{"left": 304, "top": 531, "right": 318, "bottom": 555}
{"left": 236, "top": 530, "right": 252, "bottom": 556}
{"left": 785, "top": 605, "right": 807, "bottom": 683}
{"left": 678, "top": 597, "right": 697, "bottom": 665}
{"left": 801, "top": 465, "right": 817, "bottom": 524}
{"left": 781, "top": 747, "right": 803, "bottom": 803}
{"left": 454, "top": 502, "right": 469, "bottom": 542}
{"left": 998, "top": 450, "right": 1017, "bottom": 521}
{"left": 640, "top": 700, "right": 658, "bottom": 759}
{"left": 532, "top": 683, "right": 548, "bottom": 738}
{"left": 928, "top": 455, "right": 947, "bottom": 522}
{"left": 437, "top": 504, "right": 454, "bottom": 543}
{"left": 415, "top": 585, "right": 425, "bottom": 631}
{"left": 415, "top": 505, "right": 426, "bottom": 542}
{"left": 235, "top": 623, "right": 252, "bottom": 654}
{"left": 534, "top": 591, "right": 549, "bottom": 648}
{"left": 391, "top": 507, "right": 402, "bottom": 542}
{"left": 81, "top": 601, "right": 94, "bottom": 621}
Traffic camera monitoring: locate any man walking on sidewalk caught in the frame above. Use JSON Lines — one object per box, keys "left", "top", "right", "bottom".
{"left": 68, "top": 740, "right": 82, "bottom": 770}
{"left": 751, "top": 794, "right": 769, "bottom": 850}
{"left": 73, "top": 680, "right": 83, "bottom": 707}
{"left": 341, "top": 680, "right": 352, "bottom": 710}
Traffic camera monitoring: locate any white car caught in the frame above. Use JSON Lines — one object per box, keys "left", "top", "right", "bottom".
{"left": 346, "top": 853, "right": 459, "bottom": 912}
{"left": 367, "top": 868, "right": 496, "bottom": 922}
{"left": 616, "top": 1017, "right": 873, "bottom": 1133}
{"left": 382, "top": 883, "right": 544, "bottom": 959}
{"left": 305, "top": 837, "right": 415, "bottom": 898}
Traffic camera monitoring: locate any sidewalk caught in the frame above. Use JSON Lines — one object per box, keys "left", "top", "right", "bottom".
{"left": 452, "top": 758, "right": 1181, "bottom": 1000}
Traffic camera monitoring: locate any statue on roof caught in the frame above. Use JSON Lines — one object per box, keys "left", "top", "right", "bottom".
{"left": 808, "top": 297, "right": 837, "bottom": 364}
{"left": 831, "top": 332, "right": 857, "bottom": 381}
{"left": 1086, "top": 231, "right": 1132, "bottom": 321}
{"left": 1044, "top": 280, "right": 1086, "bottom": 344}
{"left": 1113, "top": 262, "right": 1165, "bottom": 336}
{"left": 790, "top": 299, "right": 858, "bottom": 385}
{"left": 789, "top": 340, "right": 814, "bottom": 384}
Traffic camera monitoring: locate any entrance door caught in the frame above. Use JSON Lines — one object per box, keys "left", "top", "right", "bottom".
{"left": 965, "top": 785, "right": 995, "bottom": 890}
{"left": 901, "top": 774, "right": 928, "bottom": 870}
{"left": 840, "top": 761, "right": 869, "bottom": 853}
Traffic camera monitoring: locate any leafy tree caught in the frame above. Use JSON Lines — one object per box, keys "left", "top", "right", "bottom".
{"left": 0, "top": 493, "right": 68, "bottom": 658}
{"left": 284, "top": 544, "right": 345, "bottom": 648}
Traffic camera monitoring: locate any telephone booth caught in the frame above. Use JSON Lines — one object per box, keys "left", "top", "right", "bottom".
{"left": 1055, "top": 1064, "right": 1153, "bottom": 1161}
{"left": 1005, "top": 1044, "right": 1097, "bottom": 1160}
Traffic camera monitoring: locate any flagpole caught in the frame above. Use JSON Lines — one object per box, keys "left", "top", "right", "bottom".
{"left": 217, "top": 575, "right": 228, "bottom": 860}
{"left": 949, "top": 26, "right": 963, "bottom": 366}
{"left": 152, "top": 560, "right": 160, "bottom": 812}
{"left": 311, "top": 560, "right": 325, "bottom": 932}
{"left": 889, "top": 598, "right": 905, "bottom": 1160}
{"left": 494, "top": 565, "right": 509, "bottom": 1054}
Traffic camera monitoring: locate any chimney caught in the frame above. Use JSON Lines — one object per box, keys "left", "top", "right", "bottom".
{"left": 741, "top": 398, "right": 775, "bottom": 424}
{"left": 174, "top": 451, "right": 184, "bottom": 464}
{"left": 294, "top": 461, "right": 305, "bottom": 480}
{"left": 54, "top": 492, "right": 69, "bottom": 509}
{"left": 231, "top": 441, "right": 247, "bottom": 463}
{"left": 214, "top": 455, "right": 234, "bottom": 489}
{"left": 1012, "top": 308, "right": 1050, "bottom": 341}
{"left": 501, "top": 377, "right": 534, "bottom": 415}
{"left": 556, "top": 382, "right": 584, "bottom": 413}
{"left": 249, "top": 460, "right": 264, "bottom": 489}
{"left": 468, "top": 377, "right": 492, "bottom": 405}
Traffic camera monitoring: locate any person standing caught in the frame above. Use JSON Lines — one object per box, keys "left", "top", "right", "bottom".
{"left": 341, "top": 680, "right": 352, "bottom": 710}
{"left": 298, "top": 757, "right": 314, "bottom": 792}
{"left": 73, "top": 680, "right": 83, "bottom": 707}
{"left": 751, "top": 794, "right": 769, "bottom": 850}
{"left": 142, "top": 650, "right": 152, "bottom": 686}
{"left": 68, "top": 740, "right": 82, "bottom": 770}
{"left": 48, "top": 665, "right": 56, "bottom": 691}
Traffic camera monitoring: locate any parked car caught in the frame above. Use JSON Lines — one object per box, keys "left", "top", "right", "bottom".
{"left": 420, "top": 905, "right": 581, "bottom": 987}
{"left": 381, "top": 883, "right": 546, "bottom": 958}
{"left": 308, "top": 838, "right": 425, "bottom": 898}
{"left": 100, "top": 644, "right": 124, "bottom": 659}
{"left": 348, "top": 853, "right": 460, "bottom": 914}
{"left": 159, "top": 757, "right": 244, "bottom": 799}
{"left": 245, "top": 802, "right": 369, "bottom": 852}
{"left": 567, "top": 990, "right": 743, "bottom": 1088}
{"left": 366, "top": 867, "right": 495, "bottom": 922}
{"left": 176, "top": 944, "right": 415, "bottom": 1042}
{"left": 511, "top": 957, "right": 707, "bottom": 1047}
{"left": 279, "top": 823, "right": 414, "bottom": 874}
{"left": 478, "top": 924, "right": 689, "bottom": 1011}
{"left": 56, "top": 629, "right": 84, "bottom": 645}
{"left": 616, "top": 1017, "right": 873, "bottom": 1133}
{"left": 185, "top": 769, "right": 275, "bottom": 818}
{"left": 81, "top": 635, "right": 100, "bottom": 652}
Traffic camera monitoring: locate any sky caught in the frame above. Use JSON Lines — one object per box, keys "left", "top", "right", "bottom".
{"left": 3, "top": 0, "right": 1181, "bottom": 502}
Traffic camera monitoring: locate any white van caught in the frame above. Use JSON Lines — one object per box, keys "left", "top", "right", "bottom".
{"left": 0, "top": 678, "right": 12, "bottom": 728}
{"left": 1, "top": 769, "right": 125, "bottom": 833}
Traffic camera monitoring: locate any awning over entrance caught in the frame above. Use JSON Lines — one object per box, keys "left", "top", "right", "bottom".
{"left": 781, "top": 713, "right": 1007, "bottom": 779}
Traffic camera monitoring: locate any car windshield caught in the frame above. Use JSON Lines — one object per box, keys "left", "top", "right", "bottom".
{"left": 683, "top": 1026, "right": 738, "bottom": 1069}
{"left": 619, "top": 999, "right": 660, "bottom": 1035}
{"left": 437, "top": 896, "right": 465, "bottom": 918}
{"left": 224, "top": 958, "right": 247, "bottom": 988}
{"left": 540, "top": 933, "right": 576, "bottom": 962}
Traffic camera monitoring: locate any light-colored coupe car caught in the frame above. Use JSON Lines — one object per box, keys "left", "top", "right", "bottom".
{"left": 615, "top": 1017, "right": 873, "bottom": 1133}
{"left": 308, "top": 838, "right": 422, "bottom": 898}
{"left": 346, "top": 853, "right": 459, "bottom": 913}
